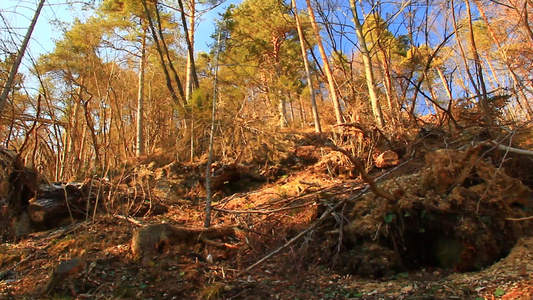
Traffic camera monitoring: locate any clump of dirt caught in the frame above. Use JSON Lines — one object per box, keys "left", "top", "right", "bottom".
{"left": 342, "top": 146, "right": 532, "bottom": 276}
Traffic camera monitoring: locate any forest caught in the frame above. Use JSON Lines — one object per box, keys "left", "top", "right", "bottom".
{"left": 0, "top": 0, "right": 533, "bottom": 298}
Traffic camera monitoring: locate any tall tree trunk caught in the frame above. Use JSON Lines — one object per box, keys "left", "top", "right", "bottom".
{"left": 379, "top": 54, "right": 397, "bottom": 123}
{"left": 136, "top": 29, "right": 147, "bottom": 157}
{"left": 205, "top": 29, "right": 222, "bottom": 228}
{"left": 349, "top": 0, "right": 385, "bottom": 128}
{"left": 141, "top": 0, "right": 185, "bottom": 104}
{"left": 185, "top": 1, "right": 196, "bottom": 102}
{"left": 292, "top": 0, "right": 321, "bottom": 132}
{"left": 0, "top": 0, "right": 45, "bottom": 114}
{"left": 279, "top": 94, "right": 287, "bottom": 128}
{"left": 305, "top": 0, "right": 343, "bottom": 125}
{"left": 60, "top": 95, "right": 80, "bottom": 180}
{"left": 299, "top": 95, "right": 306, "bottom": 129}
{"left": 177, "top": 0, "right": 199, "bottom": 93}
{"left": 464, "top": 0, "right": 492, "bottom": 126}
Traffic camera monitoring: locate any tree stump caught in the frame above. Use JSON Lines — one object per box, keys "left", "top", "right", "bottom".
{"left": 131, "top": 223, "right": 237, "bottom": 260}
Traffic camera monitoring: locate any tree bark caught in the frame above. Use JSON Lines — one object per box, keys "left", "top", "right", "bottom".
{"left": 177, "top": 0, "right": 199, "bottom": 95}
{"left": 185, "top": 0, "right": 196, "bottom": 102}
{"left": 464, "top": 0, "right": 492, "bottom": 126}
{"left": 349, "top": 0, "right": 385, "bottom": 128}
{"left": 305, "top": 0, "right": 343, "bottom": 125}
{"left": 205, "top": 29, "right": 222, "bottom": 228}
{"left": 279, "top": 95, "right": 288, "bottom": 128}
{"left": 136, "top": 28, "right": 146, "bottom": 157}
{"left": 292, "top": 0, "right": 321, "bottom": 132}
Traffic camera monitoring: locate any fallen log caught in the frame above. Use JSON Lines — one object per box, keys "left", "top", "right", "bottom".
{"left": 28, "top": 183, "right": 84, "bottom": 228}
{"left": 131, "top": 223, "right": 238, "bottom": 260}
{"left": 210, "top": 163, "right": 264, "bottom": 192}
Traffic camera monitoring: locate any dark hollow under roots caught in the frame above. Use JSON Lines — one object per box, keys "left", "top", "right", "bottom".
{"left": 339, "top": 209, "right": 519, "bottom": 277}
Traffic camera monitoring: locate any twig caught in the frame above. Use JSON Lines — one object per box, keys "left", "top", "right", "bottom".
{"left": 213, "top": 203, "right": 314, "bottom": 214}
{"left": 481, "top": 140, "right": 533, "bottom": 156}
{"left": 213, "top": 192, "right": 243, "bottom": 209}
{"left": 237, "top": 186, "right": 368, "bottom": 277}
{"left": 0, "top": 253, "right": 35, "bottom": 277}
{"left": 200, "top": 236, "right": 239, "bottom": 249}
{"left": 506, "top": 216, "right": 533, "bottom": 221}
{"left": 236, "top": 160, "right": 410, "bottom": 277}
{"left": 298, "top": 180, "right": 321, "bottom": 187}
{"left": 114, "top": 214, "right": 144, "bottom": 226}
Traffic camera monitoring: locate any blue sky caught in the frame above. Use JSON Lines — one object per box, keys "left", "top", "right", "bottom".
{"left": 0, "top": 0, "right": 241, "bottom": 58}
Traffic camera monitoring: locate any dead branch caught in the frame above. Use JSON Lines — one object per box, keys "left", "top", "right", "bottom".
{"left": 330, "top": 145, "right": 396, "bottom": 202}
{"left": 200, "top": 236, "right": 240, "bottom": 249}
{"left": 506, "top": 216, "right": 533, "bottom": 221}
{"left": 481, "top": 140, "right": 533, "bottom": 156}
{"left": 114, "top": 214, "right": 144, "bottom": 226}
{"left": 212, "top": 203, "right": 314, "bottom": 214}
{"left": 298, "top": 180, "right": 321, "bottom": 187}
{"left": 237, "top": 160, "right": 410, "bottom": 276}
{"left": 236, "top": 189, "right": 363, "bottom": 277}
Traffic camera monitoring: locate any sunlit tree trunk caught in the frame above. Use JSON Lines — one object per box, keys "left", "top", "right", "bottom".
{"left": 60, "top": 95, "right": 80, "bottom": 180}
{"left": 292, "top": 0, "right": 321, "bottom": 132}
{"left": 436, "top": 66, "right": 453, "bottom": 103}
{"left": 378, "top": 54, "right": 397, "bottom": 123}
{"left": 136, "top": 28, "right": 146, "bottom": 157}
{"left": 279, "top": 93, "right": 287, "bottom": 128}
{"left": 305, "top": 0, "right": 343, "bottom": 125}
{"left": 177, "top": 0, "right": 199, "bottom": 94}
{"left": 185, "top": 0, "right": 196, "bottom": 102}
{"left": 349, "top": 0, "right": 385, "bottom": 128}
{"left": 141, "top": 0, "right": 185, "bottom": 104}
{"left": 464, "top": 0, "right": 492, "bottom": 126}
{"left": 205, "top": 28, "right": 222, "bottom": 228}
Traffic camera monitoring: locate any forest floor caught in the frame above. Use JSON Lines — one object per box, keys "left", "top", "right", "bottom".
{"left": 1, "top": 127, "right": 533, "bottom": 299}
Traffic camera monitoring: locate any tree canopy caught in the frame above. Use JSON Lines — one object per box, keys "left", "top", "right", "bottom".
{"left": 0, "top": 0, "right": 531, "bottom": 179}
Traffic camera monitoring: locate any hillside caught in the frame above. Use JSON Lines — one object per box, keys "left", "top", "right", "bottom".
{"left": 1, "top": 125, "right": 532, "bottom": 299}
